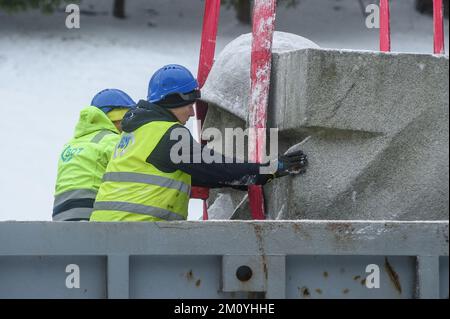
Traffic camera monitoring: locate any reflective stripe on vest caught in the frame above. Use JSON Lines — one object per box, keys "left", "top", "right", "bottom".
{"left": 52, "top": 207, "right": 92, "bottom": 221}
{"left": 102, "top": 172, "right": 191, "bottom": 195}
{"left": 54, "top": 189, "right": 98, "bottom": 207}
{"left": 90, "top": 130, "right": 114, "bottom": 143}
{"left": 93, "top": 201, "right": 185, "bottom": 221}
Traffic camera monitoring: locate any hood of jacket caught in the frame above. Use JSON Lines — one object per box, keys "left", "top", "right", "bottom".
{"left": 74, "top": 106, "right": 119, "bottom": 138}
{"left": 121, "top": 100, "right": 179, "bottom": 133}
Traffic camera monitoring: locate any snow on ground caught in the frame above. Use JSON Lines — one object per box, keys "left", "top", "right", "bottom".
{"left": 0, "top": 0, "right": 448, "bottom": 221}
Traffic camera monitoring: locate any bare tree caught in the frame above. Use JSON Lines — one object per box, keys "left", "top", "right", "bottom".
{"left": 113, "top": 0, "right": 126, "bottom": 19}
{"left": 236, "top": 0, "right": 252, "bottom": 24}
{"left": 415, "top": 0, "right": 449, "bottom": 17}
{"left": 222, "top": 0, "right": 299, "bottom": 25}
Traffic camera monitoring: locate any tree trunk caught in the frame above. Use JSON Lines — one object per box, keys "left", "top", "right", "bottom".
{"left": 415, "top": 0, "right": 449, "bottom": 17}
{"left": 415, "top": 0, "right": 433, "bottom": 14}
{"left": 113, "top": 0, "right": 126, "bottom": 19}
{"left": 236, "top": 0, "right": 252, "bottom": 24}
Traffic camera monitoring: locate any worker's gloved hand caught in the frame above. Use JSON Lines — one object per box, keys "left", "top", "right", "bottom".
{"left": 274, "top": 150, "right": 308, "bottom": 178}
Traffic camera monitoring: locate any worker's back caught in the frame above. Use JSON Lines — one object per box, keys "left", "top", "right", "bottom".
{"left": 53, "top": 106, "right": 120, "bottom": 221}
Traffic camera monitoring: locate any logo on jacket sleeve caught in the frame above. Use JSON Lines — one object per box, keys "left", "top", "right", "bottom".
{"left": 61, "top": 145, "right": 84, "bottom": 162}
{"left": 114, "top": 133, "right": 135, "bottom": 158}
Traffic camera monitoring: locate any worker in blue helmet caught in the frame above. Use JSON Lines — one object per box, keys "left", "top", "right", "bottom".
{"left": 91, "top": 65, "right": 308, "bottom": 222}
{"left": 53, "top": 89, "right": 136, "bottom": 221}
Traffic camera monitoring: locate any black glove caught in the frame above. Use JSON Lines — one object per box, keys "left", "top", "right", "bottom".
{"left": 274, "top": 150, "right": 308, "bottom": 178}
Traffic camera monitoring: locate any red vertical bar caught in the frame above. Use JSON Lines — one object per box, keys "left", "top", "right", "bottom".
{"left": 248, "top": 0, "right": 277, "bottom": 220}
{"left": 197, "top": 0, "right": 221, "bottom": 88}
{"left": 193, "top": 0, "right": 221, "bottom": 220}
{"left": 380, "top": 0, "right": 391, "bottom": 52}
{"left": 433, "top": 0, "right": 445, "bottom": 54}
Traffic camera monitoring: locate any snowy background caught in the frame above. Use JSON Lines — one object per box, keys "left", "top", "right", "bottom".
{"left": 0, "top": 0, "right": 448, "bottom": 221}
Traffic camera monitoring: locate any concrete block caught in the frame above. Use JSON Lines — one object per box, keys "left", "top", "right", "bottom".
{"left": 201, "top": 32, "right": 449, "bottom": 221}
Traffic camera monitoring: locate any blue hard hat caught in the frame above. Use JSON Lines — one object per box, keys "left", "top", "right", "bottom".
{"left": 148, "top": 64, "right": 200, "bottom": 107}
{"left": 91, "top": 89, "right": 136, "bottom": 113}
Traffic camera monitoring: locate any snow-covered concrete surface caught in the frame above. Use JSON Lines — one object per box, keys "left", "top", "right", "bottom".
{"left": 0, "top": 0, "right": 448, "bottom": 221}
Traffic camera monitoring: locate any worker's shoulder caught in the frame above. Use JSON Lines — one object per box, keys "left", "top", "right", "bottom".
{"left": 164, "top": 123, "right": 193, "bottom": 140}
{"left": 96, "top": 130, "right": 121, "bottom": 145}
{"left": 168, "top": 123, "right": 190, "bottom": 132}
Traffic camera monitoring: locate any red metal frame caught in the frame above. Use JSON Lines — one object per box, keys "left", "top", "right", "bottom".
{"left": 192, "top": 0, "right": 221, "bottom": 220}
{"left": 433, "top": 0, "right": 445, "bottom": 55}
{"left": 379, "top": 0, "right": 391, "bottom": 52}
{"left": 379, "top": 0, "right": 446, "bottom": 54}
{"left": 247, "top": 0, "right": 277, "bottom": 220}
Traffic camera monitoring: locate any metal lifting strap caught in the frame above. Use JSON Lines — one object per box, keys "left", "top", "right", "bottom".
{"left": 379, "top": 0, "right": 391, "bottom": 52}
{"left": 247, "top": 0, "right": 277, "bottom": 220}
{"left": 192, "top": 0, "right": 221, "bottom": 220}
{"left": 433, "top": 0, "right": 445, "bottom": 55}
{"left": 379, "top": 0, "right": 446, "bottom": 55}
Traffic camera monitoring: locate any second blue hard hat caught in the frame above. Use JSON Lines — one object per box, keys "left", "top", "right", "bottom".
{"left": 91, "top": 88, "right": 136, "bottom": 114}
{"left": 148, "top": 64, "right": 200, "bottom": 108}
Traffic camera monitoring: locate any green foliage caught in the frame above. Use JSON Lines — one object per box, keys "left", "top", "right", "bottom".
{"left": 0, "top": 0, "right": 77, "bottom": 14}
{"left": 0, "top": 0, "right": 300, "bottom": 16}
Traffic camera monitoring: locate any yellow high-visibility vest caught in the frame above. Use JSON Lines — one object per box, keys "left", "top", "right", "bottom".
{"left": 90, "top": 121, "right": 191, "bottom": 222}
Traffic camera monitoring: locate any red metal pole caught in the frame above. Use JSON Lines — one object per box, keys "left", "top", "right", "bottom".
{"left": 197, "top": 0, "right": 221, "bottom": 88}
{"left": 248, "top": 0, "right": 277, "bottom": 220}
{"left": 193, "top": 0, "right": 221, "bottom": 220}
{"left": 379, "top": 0, "right": 391, "bottom": 52}
{"left": 433, "top": 0, "right": 445, "bottom": 54}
